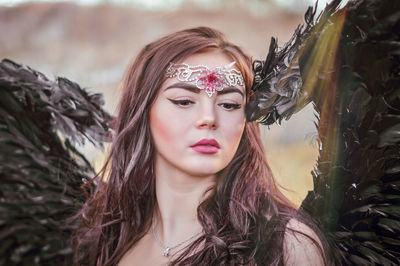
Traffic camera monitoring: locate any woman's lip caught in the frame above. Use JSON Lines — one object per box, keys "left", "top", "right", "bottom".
{"left": 190, "top": 138, "right": 220, "bottom": 154}
{"left": 191, "top": 138, "right": 220, "bottom": 149}
{"left": 191, "top": 145, "right": 219, "bottom": 154}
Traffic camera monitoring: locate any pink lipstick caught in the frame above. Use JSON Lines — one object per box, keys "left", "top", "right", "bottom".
{"left": 190, "top": 139, "right": 220, "bottom": 154}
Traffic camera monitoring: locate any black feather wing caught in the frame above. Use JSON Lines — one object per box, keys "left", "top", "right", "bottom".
{"left": 246, "top": 0, "right": 400, "bottom": 265}
{"left": 302, "top": 1, "right": 400, "bottom": 264}
{"left": 0, "top": 59, "right": 111, "bottom": 265}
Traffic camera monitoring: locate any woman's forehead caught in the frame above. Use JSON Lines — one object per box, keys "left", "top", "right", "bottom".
{"left": 177, "top": 50, "right": 236, "bottom": 69}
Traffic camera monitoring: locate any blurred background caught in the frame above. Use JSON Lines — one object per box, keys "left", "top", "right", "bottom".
{"left": 0, "top": 0, "right": 332, "bottom": 206}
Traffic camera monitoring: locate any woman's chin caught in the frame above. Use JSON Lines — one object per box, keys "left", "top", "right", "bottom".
{"left": 181, "top": 163, "right": 224, "bottom": 178}
{"left": 184, "top": 160, "right": 226, "bottom": 177}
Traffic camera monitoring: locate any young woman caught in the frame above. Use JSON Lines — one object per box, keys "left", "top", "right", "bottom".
{"left": 73, "top": 27, "right": 329, "bottom": 265}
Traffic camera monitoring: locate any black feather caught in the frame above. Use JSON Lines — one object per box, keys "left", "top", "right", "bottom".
{"left": 0, "top": 59, "right": 111, "bottom": 265}
{"left": 246, "top": 0, "right": 343, "bottom": 125}
{"left": 247, "top": 0, "right": 400, "bottom": 264}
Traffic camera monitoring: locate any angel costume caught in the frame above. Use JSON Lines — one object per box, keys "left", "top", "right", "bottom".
{"left": 0, "top": 0, "right": 399, "bottom": 265}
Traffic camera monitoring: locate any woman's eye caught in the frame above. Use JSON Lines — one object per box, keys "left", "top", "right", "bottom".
{"left": 168, "top": 99, "right": 194, "bottom": 107}
{"left": 219, "top": 103, "right": 242, "bottom": 110}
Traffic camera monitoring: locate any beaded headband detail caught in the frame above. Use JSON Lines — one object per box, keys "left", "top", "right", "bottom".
{"left": 165, "top": 61, "right": 244, "bottom": 97}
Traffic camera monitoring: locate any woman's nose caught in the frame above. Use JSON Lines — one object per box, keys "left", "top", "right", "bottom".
{"left": 195, "top": 101, "right": 218, "bottom": 130}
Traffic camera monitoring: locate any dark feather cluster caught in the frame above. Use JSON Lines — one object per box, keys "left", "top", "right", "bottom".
{"left": 297, "top": 0, "right": 400, "bottom": 265}
{"left": 246, "top": 0, "right": 343, "bottom": 125}
{"left": 0, "top": 59, "right": 111, "bottom": 265}
{"left": 247, "top": 0, "right": 400, "bottom": 264}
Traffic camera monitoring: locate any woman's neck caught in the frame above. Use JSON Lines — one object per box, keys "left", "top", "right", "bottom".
{"left": 152, "top": 156, "right": 215, "bottom": 248}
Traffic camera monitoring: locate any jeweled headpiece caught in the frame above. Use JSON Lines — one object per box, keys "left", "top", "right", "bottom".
{"left": 165, "top": 61, "right": 244, "bottom": 97}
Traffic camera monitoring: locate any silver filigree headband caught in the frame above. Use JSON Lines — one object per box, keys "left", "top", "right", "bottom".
{"left": 165, "top": 61, "right": 244, "bottom": 97}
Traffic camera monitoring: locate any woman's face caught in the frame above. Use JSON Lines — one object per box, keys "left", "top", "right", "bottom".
{"left": 150, "top": 49, "right": 246, "bottom": 177}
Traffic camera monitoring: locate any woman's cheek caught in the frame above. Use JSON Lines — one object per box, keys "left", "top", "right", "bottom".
{"left": 150, "top": 104, "right": 187, "bottom": 151}
{"left": 150, "top": 112, "right": 171, "bottom": 144}
{"left": 225, "top": 112, "right": 245, "bottom": 141}
{"left": 149, "top": 102, "right": 178, "bottom": 149}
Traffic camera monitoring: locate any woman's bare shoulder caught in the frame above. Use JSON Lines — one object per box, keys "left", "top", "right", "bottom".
{"left": 283, "top": 218, "right": 325, "bottom": 266}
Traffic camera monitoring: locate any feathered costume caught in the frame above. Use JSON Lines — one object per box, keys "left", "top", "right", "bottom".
{"left": 0, "top": 0, "right": 399, "bottom": 265}
{"left": 0, "top": 59, "right": 111, "bottom": 265}
{"left": 248, "top": 0, "right": 400, "bottom": 265}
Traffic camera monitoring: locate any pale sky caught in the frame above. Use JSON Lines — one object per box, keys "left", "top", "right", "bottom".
{"left": 0, "top": 0, "right": 337, "bottom": 13}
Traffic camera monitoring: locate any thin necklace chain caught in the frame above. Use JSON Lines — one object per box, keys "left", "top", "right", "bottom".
{"left": 151, "top": 215, "right": 202, "bottom": 257}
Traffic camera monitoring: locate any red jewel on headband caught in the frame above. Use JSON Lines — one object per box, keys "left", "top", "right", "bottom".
{"left": 206, "top": 72, "right": 218, "bottom": 85}
{"left": 198, "top": 70, "right": 225, "bottom": 96}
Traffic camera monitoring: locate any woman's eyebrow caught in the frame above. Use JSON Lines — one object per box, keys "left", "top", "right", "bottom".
{"left": 216, "top": 87, "right": 244, "bottom": 98}
{"left": 165, "top": 82, "right": 244, "bottom": 98}
{"left": 165, "top": 82, "right": 200, "bottom": 93}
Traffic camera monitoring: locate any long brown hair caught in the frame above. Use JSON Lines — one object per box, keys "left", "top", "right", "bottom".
{"left": 73, "top": 27, "right": 307, "bottom": 265}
